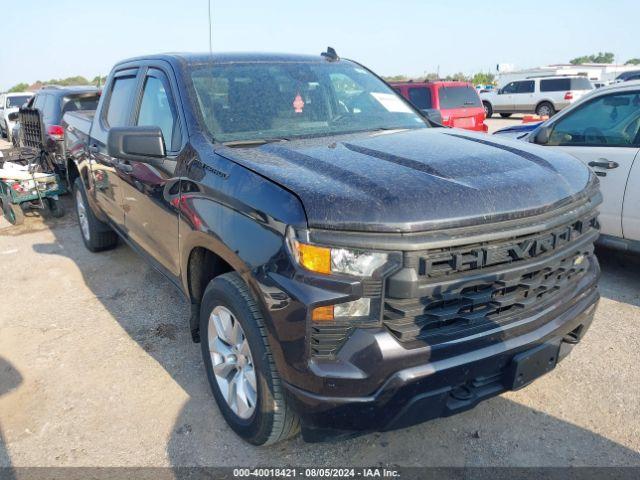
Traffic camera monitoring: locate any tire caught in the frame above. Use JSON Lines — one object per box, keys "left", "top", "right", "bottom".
{"left": 536, "top": 102, "right": 555, "bottom": 117}
{"left": 73, "top": 177, "right": 118, "bottom": 252}
{"left": 1, "top": 196, "right": 24, "bottom": 226}
{"left": 200, "top": 272, "right": 300, "bottom": 445}
{"left": 500, "top": 113, "right": 512, "bottom": 118}
{"left": 47, "top": 198, "right": 65, "bottom": 218}
{"left": 483, "top": 101, "right": 493, "bottom": 118}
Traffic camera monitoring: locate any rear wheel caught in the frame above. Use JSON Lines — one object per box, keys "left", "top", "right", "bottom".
{"left": 536, "top": 102, "right": 555, "bottom": 117}
{"left": 200, "top": 272, "right": 300, "bottom": 445}
{"left": 483, "top": 101, "right": 493, "bottom": 118}
{"left": 500, "top": 113, "right": 512, "bottom": 118}
{"left": 73, "top": 178, "right": 118, "bottom": 252}
{"left": 46, "top": 198, "right": 65, "bottom": 218}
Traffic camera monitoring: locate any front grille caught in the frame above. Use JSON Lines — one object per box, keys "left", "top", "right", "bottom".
{"left": 383, "top": 211, "right": 599, "bottom": 345}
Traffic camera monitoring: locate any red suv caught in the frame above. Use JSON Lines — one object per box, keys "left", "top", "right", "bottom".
{"left": 391, "top": 81, "right": 488, "bottom": 132}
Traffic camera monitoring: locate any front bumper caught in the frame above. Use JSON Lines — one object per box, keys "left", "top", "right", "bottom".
{"left": 284, "top": 284, "right": 599, "bottom": 442}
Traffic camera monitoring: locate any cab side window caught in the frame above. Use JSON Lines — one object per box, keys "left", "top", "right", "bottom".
{"left": 136, "top": 71, "right": 181, "bottom": 152}
{"left": 105, "top": 75, "right": 138, "bottom": 128}
{"left": 549, "top": 92, "right": 640, "bottom": 147}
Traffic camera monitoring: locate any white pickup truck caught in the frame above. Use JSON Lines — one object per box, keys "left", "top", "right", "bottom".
{"left": 494, "top": 81, "right": 640, "bottom": 253}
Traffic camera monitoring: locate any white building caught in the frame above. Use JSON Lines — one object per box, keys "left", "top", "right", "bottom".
{"left": 495, "top": 63, "right": 639, "bottom": 87}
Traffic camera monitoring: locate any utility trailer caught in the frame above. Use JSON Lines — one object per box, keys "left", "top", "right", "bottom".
{"left": 0, "top": 107, "right": 66, "bottom": 225}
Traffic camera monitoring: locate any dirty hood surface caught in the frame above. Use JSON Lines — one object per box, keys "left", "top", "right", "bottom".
{"left": 216, "top": 128, "right": 592, "bottom": 233}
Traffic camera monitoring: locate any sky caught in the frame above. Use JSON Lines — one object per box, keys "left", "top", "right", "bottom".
{"left": 1, "top": 0, "right": 638, "bottom": 91}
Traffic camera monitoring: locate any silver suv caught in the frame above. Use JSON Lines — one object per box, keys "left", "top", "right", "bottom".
{"left": 481, "top": 76, "right": 593, "bottom": 118}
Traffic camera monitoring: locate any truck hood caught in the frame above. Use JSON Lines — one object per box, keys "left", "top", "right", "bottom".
{"left": 216, "top": 128, "right": 592, "bottom": 233}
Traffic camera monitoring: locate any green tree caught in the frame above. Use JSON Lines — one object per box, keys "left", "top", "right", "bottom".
{"left": 625, "top": 58, "right": 640, "bottom": 65}
{"left": 570, "top": 52, "right": 615, "bottom": 65}
{"left": 471, "top": 72, "right": 495, "bottom": 85}
{"left": 8, "top": 82, "right": 29, "bottom": 92}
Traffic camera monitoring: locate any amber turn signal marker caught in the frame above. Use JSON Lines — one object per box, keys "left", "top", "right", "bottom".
{"left": 312, "top": 305, "right": 334, "bottom": 322}
{"left": 297, "top": 243, "right": 331, "bottom": 274}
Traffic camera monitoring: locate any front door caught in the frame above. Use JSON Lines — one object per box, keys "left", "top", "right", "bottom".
{"left": 546, "top": 89, "right": 640, "bottom": 238}
{"left": 116, "top": 66, "right": 184, "bottom": 277}
{"left": 89, "top": 69, "right": 140, "bottom": 230}
{"left": 494, "top": 82, "right": 517, "bottom": 112}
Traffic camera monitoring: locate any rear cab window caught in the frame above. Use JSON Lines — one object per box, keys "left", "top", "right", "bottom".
{"left": 438, "top": 85, "right": 481, "bottom": 109}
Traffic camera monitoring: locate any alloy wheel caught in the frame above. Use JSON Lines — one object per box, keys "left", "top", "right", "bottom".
{"left": 208, "top": 305, "right": 258, "bottom": 419}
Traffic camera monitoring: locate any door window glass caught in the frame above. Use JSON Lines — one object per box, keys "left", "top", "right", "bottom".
{"left": 105, "top": 76, "right": 137, "bottom": 127}
{"left": 501, "top": 82, "right": 517, "bottom": 94}
{"left": 136, "top": 74, "right": 181, "bottom": 151}
{"left": 516, "top": 81, "right": 534, "bottom": 94}
{"left": 408, "top": 87, "right": 432, "bottom": 109}
{"left": 549, "top": 92, "right": 640, "bottom": 147}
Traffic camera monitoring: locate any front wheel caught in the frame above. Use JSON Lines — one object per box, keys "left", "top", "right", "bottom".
{"left": 500, "top": 113, "right": 512, "bottom": 118}
{"left": 200, "top": 272, "right": 300, "bottom": 445}
{"left": 483, "top": 102, "right": 493, "bottom": 118}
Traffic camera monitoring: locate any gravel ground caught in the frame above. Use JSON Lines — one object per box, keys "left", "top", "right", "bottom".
{"left": 0, "top": 128, "right": 638, "bottom": 469}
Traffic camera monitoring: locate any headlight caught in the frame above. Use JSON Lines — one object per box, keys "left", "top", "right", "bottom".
{"left": 287, "top": 229, "right": 387, "bottom": 277}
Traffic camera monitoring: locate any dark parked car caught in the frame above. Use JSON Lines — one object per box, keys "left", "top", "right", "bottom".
{"left": 63, "top": 51, "right": 602, "bottom": 445}
{"left": 19, "top": 85, "right": 100, "bottom": 172}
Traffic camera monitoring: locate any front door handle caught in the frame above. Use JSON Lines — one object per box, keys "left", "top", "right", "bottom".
{"left": 588, "top": 159, "right": 619, "bottom": 170}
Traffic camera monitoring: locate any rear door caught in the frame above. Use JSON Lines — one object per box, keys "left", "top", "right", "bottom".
{"left": 88, "top": 68, "right": 140, "bottom": 230}
{"left": 117, "top": 65, "right": 184, "bottom": 277}
{"left": 512, "top": 80, "right": 535, "bottom": 112}
{"left": 546, "top": 90, "right": 640, "bottom": 237}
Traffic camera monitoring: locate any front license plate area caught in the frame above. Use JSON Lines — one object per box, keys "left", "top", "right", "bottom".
{"left": 506, "top": 340, "right": 561, "bottom": 390}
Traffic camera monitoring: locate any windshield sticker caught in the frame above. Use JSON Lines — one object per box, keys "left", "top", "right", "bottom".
{"left": 293, "top": 93, "right": 305, "bottom": 113}
{"left": 370, "top": 93, "right": 412, "bottom": 113}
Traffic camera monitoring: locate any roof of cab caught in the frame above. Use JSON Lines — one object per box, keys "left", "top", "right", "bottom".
{"left": 115, "top": 52, "right": 330, "bottom": 69}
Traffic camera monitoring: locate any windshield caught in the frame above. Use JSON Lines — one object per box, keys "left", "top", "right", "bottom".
{"left": 189, "top": 61, "right": 427, "bottom": 142}
{"left": 6, "top": 95, "right": 31, "bottom": 108}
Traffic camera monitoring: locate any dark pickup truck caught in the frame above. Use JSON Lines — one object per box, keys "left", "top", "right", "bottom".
{"left": 63, "top": 50, "right": 602, "bottom": 445}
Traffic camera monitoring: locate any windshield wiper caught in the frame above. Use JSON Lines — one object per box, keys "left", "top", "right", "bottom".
{"left": 221, "top": 138, "right": 289, "bottom": 148}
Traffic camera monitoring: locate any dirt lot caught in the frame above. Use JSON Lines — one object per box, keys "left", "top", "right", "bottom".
{"left": 0, "top": 127, "right": 639, "bottom": 469}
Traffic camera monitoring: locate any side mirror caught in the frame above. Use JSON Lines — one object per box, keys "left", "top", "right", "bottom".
{"left": 7, "top": 112, "right": 18, "bottom": 122}
{"left": 107, "top": 126, "right": 166, "bottom": 162}
{"left": 421, "top": 108, "right": 443, "bottom": 125}
{"left": 534, "top": 125, "right": 552, "bottom": 145}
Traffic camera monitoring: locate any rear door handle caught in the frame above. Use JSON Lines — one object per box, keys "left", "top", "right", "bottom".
{"left": 588, "top": 159, "right": 619, "bottom": 169}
